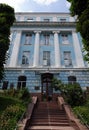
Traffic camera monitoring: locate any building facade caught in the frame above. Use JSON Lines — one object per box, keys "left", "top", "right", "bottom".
{"left": 2, "top": 12, "right": 89, "bottom": 100}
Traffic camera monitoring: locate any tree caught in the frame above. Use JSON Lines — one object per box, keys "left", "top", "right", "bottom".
{"left": 67, "top": 0, "right": 89, "bottom": 62}
{"left": 0, "top": 4, "right": 15, "bottom": 80}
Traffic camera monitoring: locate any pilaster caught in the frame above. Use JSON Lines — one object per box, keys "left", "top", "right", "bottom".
{"left": 53, "top": 31, "right": 61, "bottom": 67}
{"left": 33, "top": 31, "right": 41, "bottom": 67}
{"left": 9, "top": 30, "right": 22, "bottom": 67}
{"left": 72, "top": 30, "right": 84, "bottom": 67}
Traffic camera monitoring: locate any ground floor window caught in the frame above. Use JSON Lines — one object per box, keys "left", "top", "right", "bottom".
{"left": 17, "top": 76, "right": 27, "bottom": 89}
{"left": 68, "top": 76, "right": 76, "bottom": 84}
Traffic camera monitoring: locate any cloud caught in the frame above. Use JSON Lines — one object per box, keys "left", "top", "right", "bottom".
{"left": 33, "top": 0, "right": 59, "bottom": 5}
{"left": 0, "top": 0, "right": 27, "bottom": 12}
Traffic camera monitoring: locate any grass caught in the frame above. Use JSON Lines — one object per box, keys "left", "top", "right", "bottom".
{"left": 0, "top": 95, "right": 22, "bottom": 114}
{"left": 73, "top": 97, "right": 89, "bottom": 126}
{"left": 0, "top": 88, "right": 31, "bottom": 130}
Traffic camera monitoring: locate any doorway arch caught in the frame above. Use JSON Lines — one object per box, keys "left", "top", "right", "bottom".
{"left": 41, "top": 73, "right": 53, "bottom": 101}
{"left": 17, "top": 75, "right": 27, "bottom": 89}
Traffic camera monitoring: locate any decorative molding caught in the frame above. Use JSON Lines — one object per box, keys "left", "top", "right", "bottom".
{"left": 13, "top": 22, "right": 76, "bottom": 28}
{"left": 53, "top": 31, "right": 60, "bottom": 34}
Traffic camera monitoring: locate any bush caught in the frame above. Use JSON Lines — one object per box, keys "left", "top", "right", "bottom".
{"left": 73, "top": 106, "right": 89, "bottom": 125}
{"left": 20, "top": 88, "right": 32, "bottom": 105}
{"left": 0, "top": 104, "right": 25, "bottom": 130}
{"left": 62, "top": 83, "right": 86, "bottom": 106}
{"left": 0, "top": 88, "right": 31, "bottom": 130}
{"left": 1, "top": 87, "right": 31, "bottom": 105}
{"left": 0, "top": 96, "right": 21, "bottom": 114}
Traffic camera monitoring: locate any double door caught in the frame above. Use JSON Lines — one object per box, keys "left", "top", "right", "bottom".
{"left": 41, "top": 73, "right": 53, "bottom": 101}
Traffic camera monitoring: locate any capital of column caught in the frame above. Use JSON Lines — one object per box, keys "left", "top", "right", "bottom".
{"left": 16, "top": 30, "right": 22, "bottom": 33}
{"left": 72, "top": 29, "right": 76, "bottom": 33}
{"left": 53, "top": 31, "right": 60, "bottom": 34}
{"left": 34, "top": 31, "right": 41, "bottom": 34}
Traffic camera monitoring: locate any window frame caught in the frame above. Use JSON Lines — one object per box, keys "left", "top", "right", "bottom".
{"left": 22, "top": 51, "right": 30, "bottom": 65}
{"left": 61, "top": 34, "right": 69, "bottom": 44}
{"left": 25, "top": 33, "right": 32, "bottom": 45}
{"left": 44, "top": 34, "right": 50, "bottom": 45}
{"left": 64, "top": 51, "right": 72, "bottom": 67}
{"left": 43, "top": 51, "right": 50, "bottom": 66}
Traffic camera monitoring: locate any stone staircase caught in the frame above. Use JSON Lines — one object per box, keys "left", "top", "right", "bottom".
{"left": 25, "top": 101, "right": 78, "bottom": 130}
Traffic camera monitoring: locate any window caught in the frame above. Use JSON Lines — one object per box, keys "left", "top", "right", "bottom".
{"left": 22, "top": 51, "right": 30, "bottom": 65}
{"left": 25, "top": 34, "right": 32, "bottom": 44}
{"left": 44, "top": 19, "right": 50, "bottom": 22}
{"left": 64, "top": 51, "right": 72, "bottom": 66}
{"left": 43, "top": 51, "right": 50, "bottom": 66}
{"left": 61, "top": 34, "right": 69, "bottom": 44}
{"left": 44, "top": 34, "right": 50, "bottom": 45}
{"left": 27, "top": 18, "right": 34, "bottom": 21}
{"left": 68, "top": 76, "right": 76, "bottom": 84}
{"left": 60, "top": 19, "right": 66, "bottom": 22}
{"left": 17, "top": 76, "right": 27, "bottom": 89}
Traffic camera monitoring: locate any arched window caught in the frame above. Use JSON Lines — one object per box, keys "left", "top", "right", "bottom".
{"left": 68, "top": 76, "right": 76, "bottom": 84}
{"left": 17, "top": 76, "right": 26, "bottom": 89}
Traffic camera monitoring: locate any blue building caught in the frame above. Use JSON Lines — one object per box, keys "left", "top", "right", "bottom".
{"left": 2, "top": 12, "right": 89, "bottom": 100}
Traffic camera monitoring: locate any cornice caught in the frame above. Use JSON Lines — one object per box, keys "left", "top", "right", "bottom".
{"left": 4, "top": 67, "right": 89, "bottom": 71}
{"left": 13, "top": 21, "right": 76, "bottom": 28}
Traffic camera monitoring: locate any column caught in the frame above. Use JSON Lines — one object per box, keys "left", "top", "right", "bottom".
{"left": 53, "top": 31, "right": 61, "bottom": 67}
{"left": 72, "top": 30, "right": 84, "bottom": 67}
{"left": 9, "top": 30, "right": 22, "bottom": 67}
{"left": 33, "top": 31, "right": 41, "bottom": 67}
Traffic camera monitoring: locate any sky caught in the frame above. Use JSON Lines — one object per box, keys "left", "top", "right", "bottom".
{"left": 0, "top": 0, "right": 71, "bottom": 13}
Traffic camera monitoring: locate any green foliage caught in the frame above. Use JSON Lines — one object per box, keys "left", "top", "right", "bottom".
{"left": 0, "top": 104, "right": 24, "bottom": 130}
{"left": 67, "top": 0, "right": 89, "bottom": 61}
{"left": 0, "top": 3, "right": 15, "bottom": 80}
{"left": 67, "top": 0, "right": 88, "bottom": 16}
{"left": 52, "top": 78, "right": 62, "bottom": 91}
{"left": 1, "top": 88, "right": 31, "bottom": 105}
{"left": 52, "top": 78, "right": 85, "bottom": 106}
{"left": 0, "top": 95, "right": 22, "bottom": 114}
{"left": 0, "top": 4, "right": 15, "bottom": 26}
{"left": 20, "top": 88, "right": 32, "bottom": 105}
{"left": 73, "top": 104, "right": 89, "bottom": 125}
{"left": 62, "top": 83, "right": 85, "bottom": 106}
{"left": 0, "top": 88, "right": 31, "bottom": 130}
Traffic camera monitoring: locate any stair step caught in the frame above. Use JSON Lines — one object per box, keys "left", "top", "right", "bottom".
{"left": 26, "top": 102, "right": 72, "bottom": 129}
{"left": 30, "top": 123, "right": 70, "bottom": 126}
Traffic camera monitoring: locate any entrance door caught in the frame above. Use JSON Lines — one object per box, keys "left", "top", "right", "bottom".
{"left": 41, "top": 73, "right": 53, "bottom": 101}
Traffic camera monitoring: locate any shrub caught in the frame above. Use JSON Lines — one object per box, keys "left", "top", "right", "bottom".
{"left": 0, "top": 88, "right": 31, "bottom": 130}
{"left": 62, "top": 83, "right": 86, "bottom": 106}
{"left": 73, "top": 106, "right": 89, "bottom": 125}
{"left": 0, "top": 104, "right": 25, "bottom": 130}
{"left": 0, "top": 95, "right": 21, "bottom": 113}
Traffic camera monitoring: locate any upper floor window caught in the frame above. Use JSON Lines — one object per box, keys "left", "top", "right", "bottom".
{"left": 44, "top": 34, "right": 50, "bottom": 45}
{"left": 27, "top": 18, "right": 34, "bottom": 21}
{"left": 44, "top": 19, "right": 50, "bottom": 22}
{"left": 64, "top": 51, "right": 72, "bottom": 67}
{"left": 22, "top": 51, "right": 30, "bottom": 65}
{"left": 43, "top": 51, "right": 50, "bottom": 66}
{"left": 61, "top": 34, "right": 69, "bottom": 44}
{"left": 25, "top": 34, "right": 32, "bottom": 45}
{"left": 60, "top": 19, "right": 66, "bottom": 22}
